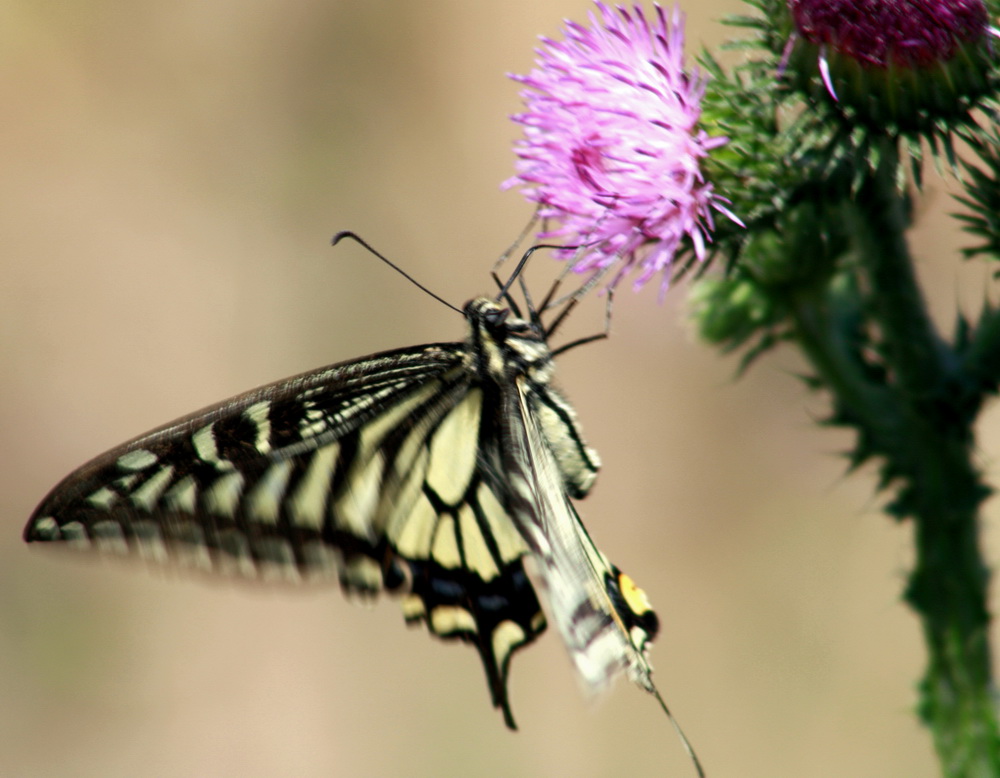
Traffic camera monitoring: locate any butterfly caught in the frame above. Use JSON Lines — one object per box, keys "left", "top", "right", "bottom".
{"left": 23, "top": 235, "right": 701, "bottom": 773}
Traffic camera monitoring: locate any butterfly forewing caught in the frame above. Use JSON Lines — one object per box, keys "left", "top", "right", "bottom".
{"left": 25, "top": 294, "right": 660, "bottom": 730}
{"left": 27, "top": 343, "right": 463, "bottom": 573}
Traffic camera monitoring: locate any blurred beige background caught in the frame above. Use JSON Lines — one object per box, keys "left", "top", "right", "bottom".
{"left": 2, "top": 2, "right": 996, "bottom": 776}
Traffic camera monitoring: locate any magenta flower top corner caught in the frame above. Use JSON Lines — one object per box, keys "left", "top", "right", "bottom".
{"left": 789, "top": 0, "right": 991, "bottom": 71}
{"left": 505, "top": 2, "right": 733, "bottom": 295}
{"left": 787, "top": 0, "right": 996, "bottom": 113}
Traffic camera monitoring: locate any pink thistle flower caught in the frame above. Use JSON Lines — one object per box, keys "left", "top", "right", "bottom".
{"left": 505, "top": 2, "right": 734, "bottom": 294}
{"left": 791, "top": 0, "right": 989, "bottom": 70}
{"left": 788, "top": 0, "right": 994, "bottom": 101}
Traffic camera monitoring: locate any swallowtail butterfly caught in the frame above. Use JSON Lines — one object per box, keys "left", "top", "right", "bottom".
{"left": 24, "top": 241, "right": 700, "bottom": 773}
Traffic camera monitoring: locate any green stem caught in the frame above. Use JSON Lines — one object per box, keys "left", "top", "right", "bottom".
{"left": 789, "top": 279, "right": 898, "bottom": 449}
{"left": 962, "top": 305, "right": 1000, "bottom": 395}
{"left": 848, "top": 143, "right": 1000, "bottom": 776}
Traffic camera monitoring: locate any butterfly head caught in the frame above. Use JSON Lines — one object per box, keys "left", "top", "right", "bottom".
{"left": 464, "top": 297, "right": 553, "bottom": 384}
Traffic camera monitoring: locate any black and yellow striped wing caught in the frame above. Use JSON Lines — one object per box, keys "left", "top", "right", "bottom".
{"left": 24, "top": 295, "right": 661, "bottom": 732}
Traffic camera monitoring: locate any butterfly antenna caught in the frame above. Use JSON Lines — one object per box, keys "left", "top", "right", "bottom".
{"left": 651, "top": 684, "right": 707, "bottom": 778}
{"left": 332, "top": 231, "right": 463, "bottom": 314}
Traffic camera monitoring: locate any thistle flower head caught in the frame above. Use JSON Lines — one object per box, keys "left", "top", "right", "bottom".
{"left": 790, "top": 0, "right": 989, "bottom": 71}
{"left": 786, "top": 0, "right": 996, "bottom": 131}
{"left": 505, "top": 2, "right": 733, "bottom": 294}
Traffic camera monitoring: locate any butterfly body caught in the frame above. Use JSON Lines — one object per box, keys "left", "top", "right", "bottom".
{"left": 25, "top": 294, "right": 658, "bottom": 729}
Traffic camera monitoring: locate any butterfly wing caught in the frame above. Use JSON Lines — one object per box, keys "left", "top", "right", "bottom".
{"left": 498, "top": 377, "right": 659, "bottom": 695}
{"left": 24, "top": 340, "right": 546, "bottom": 727}
{"left": 26, "top": 294, "right": 664, "bottom": 733}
